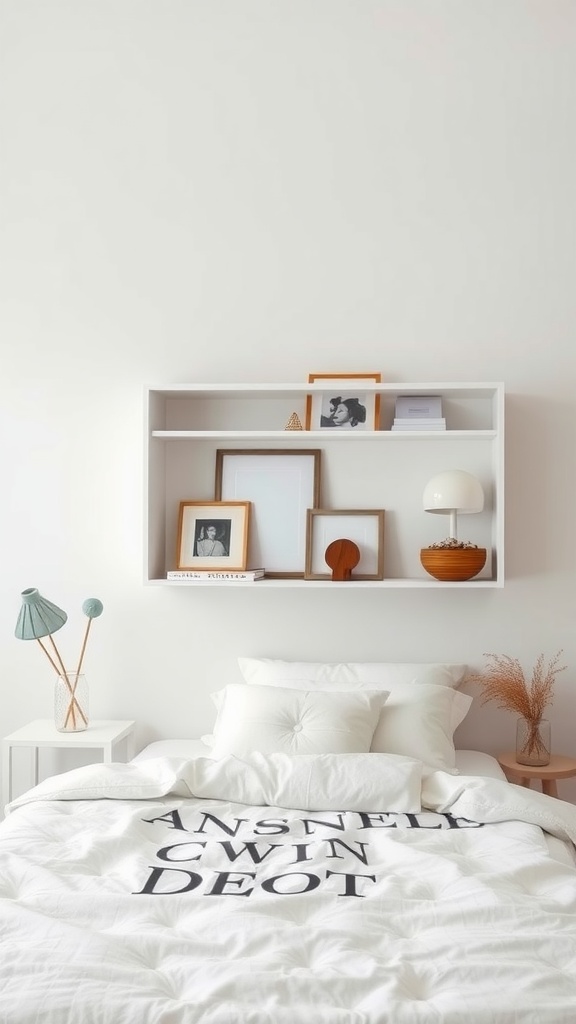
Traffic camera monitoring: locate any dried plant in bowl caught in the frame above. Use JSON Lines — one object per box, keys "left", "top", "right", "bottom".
{"left": 469, "top": 651, "right": 566, "bottom": 763}
{"left": 426, "top": 538, "right": 481, "bottom": 549}
{"left": 420, "top": 538, "right": 487, "bottom": 581}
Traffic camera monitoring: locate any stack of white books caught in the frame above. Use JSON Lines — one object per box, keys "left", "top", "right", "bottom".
{"left": 391, "top": 395, "right": 446, "bottom": 431}
{"left": 167, "top": 568, "right": 265, "bottom": 582}
{"left": 391, "top": 418, "right": 446, "bottom": 431}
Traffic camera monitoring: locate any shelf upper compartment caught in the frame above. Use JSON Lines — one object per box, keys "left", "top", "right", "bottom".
{"left": 147, "top": 382, "right": 503, "bottom": 435}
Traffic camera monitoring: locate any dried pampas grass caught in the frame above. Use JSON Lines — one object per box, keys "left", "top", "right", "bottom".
{"left": 469, "top": 651, "right": 566, "bottom": 722}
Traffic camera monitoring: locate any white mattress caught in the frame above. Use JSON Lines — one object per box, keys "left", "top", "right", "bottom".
{"left": 454, "top": 748, "right": 507, "bottom": 779}
{"left": 131, "top": 737, "right": 212, "bottom": 762}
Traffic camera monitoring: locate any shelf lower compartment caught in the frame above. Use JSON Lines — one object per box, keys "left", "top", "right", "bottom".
{"left": 148, "top": 577, "right": 502, "bottom": 589}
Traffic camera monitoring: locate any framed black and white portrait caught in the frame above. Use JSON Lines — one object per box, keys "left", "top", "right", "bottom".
{"left": 305, "top": 373, "right": 381, "bottom": 431}
{"left": 176, "top": 501, "right": 251, "bottom": 570}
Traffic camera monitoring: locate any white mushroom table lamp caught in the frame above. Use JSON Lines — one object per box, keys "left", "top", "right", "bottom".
{"left": 420, "top": 470, "right": 487, "bottom": 581}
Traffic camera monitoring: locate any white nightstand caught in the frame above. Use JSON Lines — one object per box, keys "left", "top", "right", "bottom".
{"left": 2, "top": 719, "right": 136, "bottom": 810}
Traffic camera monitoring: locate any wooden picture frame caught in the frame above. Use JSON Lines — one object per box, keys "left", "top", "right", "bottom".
{"left": 305, "top": 373, "right": 381, "bottom": 431}
{"left": 215, "top": 450, "right": 321, "bottom": 578}
{"left": 305, "top": 508, "right": 385, "bottom": 580}
{"left": 177, "top": 501, "right": 250, "bottom": 571}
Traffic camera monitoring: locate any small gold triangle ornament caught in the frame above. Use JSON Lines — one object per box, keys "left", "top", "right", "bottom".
{"left": 285, "top": 412, "right": 303, "bottom": 431}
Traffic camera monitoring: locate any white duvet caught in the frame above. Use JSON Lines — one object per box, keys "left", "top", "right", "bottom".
{"left": 2, "top": 752, "right": 576, "bottom": 1023}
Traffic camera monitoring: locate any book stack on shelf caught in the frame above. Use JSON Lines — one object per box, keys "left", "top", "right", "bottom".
{"left": 167, "top": 568, "right": 265, "bottom": 582}
{"left": 391, "top": 395, "right": 446, "bottom": 431}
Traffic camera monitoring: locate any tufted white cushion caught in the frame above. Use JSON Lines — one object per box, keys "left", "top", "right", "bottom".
{"left": 237, "top": 657, "right": 467, "bottom": 691}
{"left": 210, "top": 683, "right": 388, "bottom": 760}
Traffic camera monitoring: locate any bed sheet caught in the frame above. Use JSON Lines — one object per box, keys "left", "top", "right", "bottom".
{"left": 132, "top": 742, "right": 506, "bottom": 777}
{"left": 1, "top": 752, "right": 576, "bottom": 1023}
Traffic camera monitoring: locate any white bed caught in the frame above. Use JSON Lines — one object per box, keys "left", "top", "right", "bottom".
{"left": 1, "top": 660, "right": 576, "bottom": 1023}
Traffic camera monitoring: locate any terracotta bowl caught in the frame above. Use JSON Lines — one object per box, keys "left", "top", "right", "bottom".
{"left": 420, "top": 547, "right": 487, "bottom": 582}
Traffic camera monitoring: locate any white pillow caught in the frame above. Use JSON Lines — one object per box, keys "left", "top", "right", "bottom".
{"left": 235, "top": 658, "right": 471, "bottom": 773}
{"left": 370, "top": 684, "right": 472, "bottom": 772}
{"left": 237, "top": 658, "right": 467, "bottom": 692}
{"left": 210, "top": 683, "right": 389, "bottom": 760}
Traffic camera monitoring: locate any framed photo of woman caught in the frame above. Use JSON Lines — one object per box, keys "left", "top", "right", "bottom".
{"left": 305, "top": 373, "right": 381, "bottom": 431}
{"left": 176, "top": 501, "right": 251, "bottom": 570}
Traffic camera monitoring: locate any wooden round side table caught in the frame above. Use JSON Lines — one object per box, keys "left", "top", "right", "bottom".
{"left": 497, "top": 753, "right": 576, "bottom": 798}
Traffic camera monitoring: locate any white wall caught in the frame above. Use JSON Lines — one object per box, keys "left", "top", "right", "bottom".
{"left": 2, "top": 1, "right": 575, "bottom": 798}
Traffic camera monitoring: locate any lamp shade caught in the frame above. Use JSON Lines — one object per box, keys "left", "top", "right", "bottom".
{"left": 423, "top": 470, "right": 484, "bottom": 516}
{"left": 15, "top": 588, "right": 68, "bottom": 641}
{"left": 422, "top": 470, "right": 484, "bottom": 543}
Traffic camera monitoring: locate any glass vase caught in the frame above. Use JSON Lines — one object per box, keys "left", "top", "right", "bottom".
{"left": 54, "top": 671, "right": 89, "bottom": 733}
{"left": 516, "top": 717, "right": 550, "bottom": 766}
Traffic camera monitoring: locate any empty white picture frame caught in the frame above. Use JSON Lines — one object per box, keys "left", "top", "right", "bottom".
{"left": 215, "top": 450, "right": 321, "bottom": 577}
{"left": 305, "top": 509, "right": 385, "bottom": 580}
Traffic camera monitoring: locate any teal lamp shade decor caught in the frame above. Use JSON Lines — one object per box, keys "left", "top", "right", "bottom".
{"left": 14, "top": 588, "right": 68, "bottom": 641}
{"left": 15, "top": 589, "right": 104, "bottom": 733}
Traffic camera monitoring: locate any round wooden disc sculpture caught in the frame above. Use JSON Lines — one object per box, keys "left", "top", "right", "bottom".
{"left": 325, "top": 538, "right": 360, "bottom": 581}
